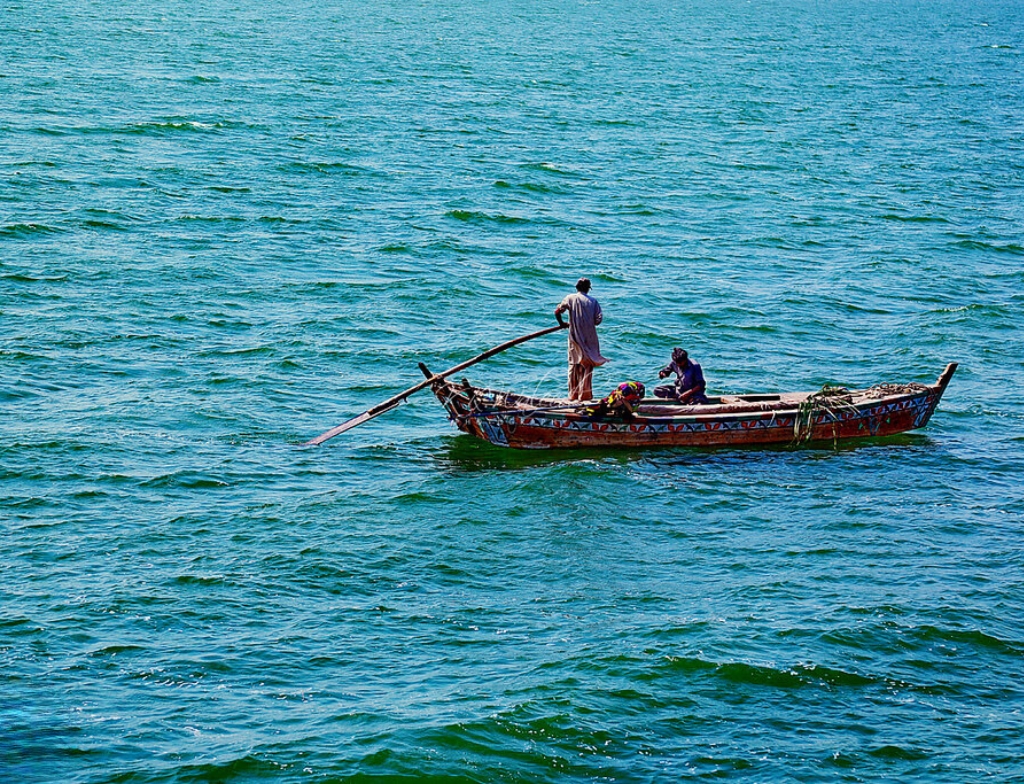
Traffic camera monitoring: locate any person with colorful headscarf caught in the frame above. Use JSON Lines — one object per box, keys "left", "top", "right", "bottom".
{"left": 586, "top": 381, "right": 645, "bottom": 420}
{"left": 554, "top": 277, "right": 607, "bottom": 400}
{"left": 655, "top": 348, "right": 709, "bottom": 404}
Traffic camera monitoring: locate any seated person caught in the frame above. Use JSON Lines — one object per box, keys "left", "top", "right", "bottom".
{"left": 654, "top": 348, "right": 710, "bottom": 404}
{"left": 586, "top": 381, "right": 645, "bottom": 420}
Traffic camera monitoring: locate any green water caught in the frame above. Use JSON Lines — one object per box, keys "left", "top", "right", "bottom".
{"left": 3, "top": 0, "right": 1023, "bottom": 780}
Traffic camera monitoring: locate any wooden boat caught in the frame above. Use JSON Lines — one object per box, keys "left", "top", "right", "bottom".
{"left": 303, "top": 324, "right": 956, "bottom": 451}
{"left": 422, "top": 362, "right": 958, "bottom": 450}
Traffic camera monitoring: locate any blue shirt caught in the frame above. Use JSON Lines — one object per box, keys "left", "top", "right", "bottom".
{"left": 661, "top": 359, "right": 709, "bottom": 404}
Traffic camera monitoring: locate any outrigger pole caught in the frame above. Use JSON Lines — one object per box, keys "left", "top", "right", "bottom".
{"left": 303, "top": 320, "right": 568, "bottom": 446}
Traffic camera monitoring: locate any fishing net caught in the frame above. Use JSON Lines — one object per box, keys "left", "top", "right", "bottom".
{"left": 791, "top": 381, "right": 930, "bottom": 446}
{"left": 862, "top": 382, "right": 929, "bottom": 399}
{"left": 791, "top": 385, "right": 857, "bottom": 445}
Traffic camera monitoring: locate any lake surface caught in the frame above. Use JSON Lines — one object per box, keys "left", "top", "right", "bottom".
{"left": 3, "top": 0, "right": 1023, "bottom": 781}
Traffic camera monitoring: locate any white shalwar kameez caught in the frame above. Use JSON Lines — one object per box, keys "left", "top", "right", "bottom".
{"left": 558, "top": 291, "right": 608, "bottom": 400}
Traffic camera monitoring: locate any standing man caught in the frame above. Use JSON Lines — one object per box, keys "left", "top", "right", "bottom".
{"left": 554, "top": 277, "right": 607, "bottom": 400}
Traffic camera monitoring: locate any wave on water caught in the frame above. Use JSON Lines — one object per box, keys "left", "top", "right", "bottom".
{"left": 712, "top": 660, "right": 876, "bottom": 689}
{"left": 29, "top": 126, "right": 72, "bottom": 137}
{"left": 81, "top": 120, "right": 222, "bottom": 136}
{"left": 880, "top": 213, "right": 951, "bottom": 223}
{"left": 0, "top": 223, "right": 64, "bottom": 238}
{"left": 24, "top": 119, "right": 261, "bottom": 139}
{"left": 276, "top": 161, "right": 380, "bottom": 177}
{"left": 82, "top": 219, "right": 130, "bottom": 232}
{"left": 949, "top": 239, "right": 1023, "bottom": 255}
{"left": 592, "top": 118, "right": 640, "bottom": 127}
{"left": 933, "top": 302, "right": 1013, "bottom": 317}
{"left": 126, "top": 756, "right": 289, "bottom": 784}
{"left": 0, "top": 272, "right": 68, "bottom": 283}
{"left": 908, "top": 625, "right": 1023, "bottom": 656}
{"left": 138, "top": 471, "right": 231, "bottom": 490}
{"left": 822, "top": 621, "right": 1023, "bottom": 661}
{"left": 120, "top": 120, "right": 237, "bottom": 135}
{"left": 866, "top": 745, "right": 930, "bottom": 761}
{"left": 517, "top": 162, "right": 589, "bottom": 179}
{"left": 4, "top": 160, "right": 57, "bottom": 169}
{"left": 376, "top": 242, "right": 421, "bottom": 254}
{"left": 445, "top": 209, "right": 552, "bottom": 226}
{"left": 493, "top": 179, "right": 567, "bottom": 195}
{"left": 172, "top": 214, "right": 246, "bottom": 224}
{"left": 614, "top": 203, "right": 659, "bottom": 216}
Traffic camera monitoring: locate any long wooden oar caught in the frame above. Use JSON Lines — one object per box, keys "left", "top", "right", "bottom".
{"left": 303, "top": 321, "right": 568, "bottom": 446}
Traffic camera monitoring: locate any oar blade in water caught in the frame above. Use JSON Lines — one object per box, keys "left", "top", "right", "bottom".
{"left": 303, "top": 322, "right": 567, "bottom": 447}
{"left": 303, "top": 401, "right": 402, "bottom": 446}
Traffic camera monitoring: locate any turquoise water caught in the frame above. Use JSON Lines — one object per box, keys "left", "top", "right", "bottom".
{"left": 3, "top": 0, "right": 1023, "bottom": 781}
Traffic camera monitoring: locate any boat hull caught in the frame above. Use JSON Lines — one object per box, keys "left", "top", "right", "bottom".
{"left": 426, "top": 364, "right": 957, "bottom": 450}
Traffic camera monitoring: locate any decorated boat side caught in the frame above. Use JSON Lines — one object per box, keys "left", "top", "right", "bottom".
{"left": 422, "top": 363, "right": 958, "bottom": 450}
{"left": 303, "top": 322, "right": 956, "bottom": 451}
